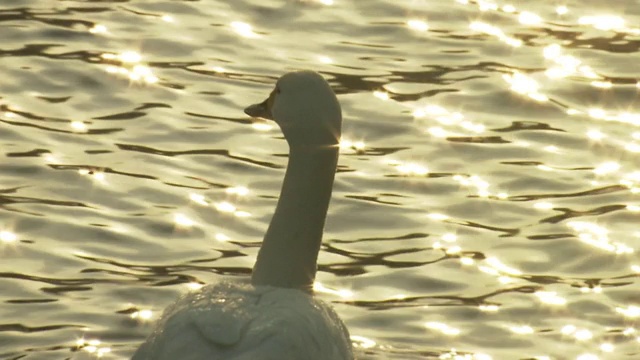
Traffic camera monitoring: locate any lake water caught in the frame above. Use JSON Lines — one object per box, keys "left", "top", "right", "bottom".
{"left": 1, "top": 0, "right": 640, "bottom": 359}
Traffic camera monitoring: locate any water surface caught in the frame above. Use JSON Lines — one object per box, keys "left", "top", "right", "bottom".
{"left": 1, "top": 0, "right": 640, "bottom": 359}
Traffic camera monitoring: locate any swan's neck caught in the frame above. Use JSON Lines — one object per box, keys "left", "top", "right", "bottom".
{"left": 252, "top": 145, "right": 339, "bottom": 292}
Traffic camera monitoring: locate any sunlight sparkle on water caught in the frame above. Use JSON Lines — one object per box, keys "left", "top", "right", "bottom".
{"left": 76, "top": 338, "right": 111, "bottom": 357}
{"left": 423, "top": 104, "right": 448, "bottom": 116}
{"left": 479, "top": 304, "right": 499, "bottom": 312}
{"left": 429, "top": 126, "right": 448, "bottom": 138}
{"left": 579, "top": 15, "right": 626, "bottom": 31}
{"left": 215, "top": 233, "right": 230, "bottom": 242}
{"left": 588, "top": 108, "right": 606, "bottom": 119}
{"left": 340, "top": 138, "right": 366, "bottom": 152}
{"left": 542, "top": 44, "right": 601, "bottom": 80}
{"left": 130, "top": 65, "right": 158, "bottom": 84}
{"left": 350, "top": 335, "right": 376, "bottom": 349}
{"left": 93, "top": 172, "right": 105, "bottom": 182}
{"left": 498, "top": 275, "right": 515, "bottom": 284}
{"left": 477, "top": 0, "right": 498, "bottom": 11}
{"left": 556, "top": 6, "right": 568, "bottom": 15}
{"left": 414, "top": 105, "right": 484, "bottom": 135}
{"left": 486, "top": 257, "right": 522, "bottom": 276}
{"left": 428, "top": 213, "right": 450, "bottom": 221}
{"left": 103, "top": 52, "right": 158, "bottom": 84}
{"left": 580, "top": 285, "right": 602, "bottom": 294}
{"left": 519, "top": 11, "right": 542, "bottom": 25}
{"left": 470, "top": 22, "right": 521, "bottom": 47}
{"left": 574, "top": 329, "right": 597, "bottom": 342}
{"left": 503, "top": 72, "right": 547, "bottom": 101}
{"left": 252, "top": 122, "right": 274, "bottom": 131}
{"left": 373, "top": 90, "right": 389, "bottom": 100}
{"left": 510, "top": 325, "right": 534, "bottom": 335}
{"left": 0, "top": 231, "right": 17, "bottom": 243}
{"left": 174, "top": 213, "right": 195, "bottom": 227}
{"left": 234, "top": 211, "right": 251, "bottom": 218}
{"left": 501, "top": 5, "right": 515, "bottom": 13}
{"left": 189, "top": 193, "right": 208, "bottom": 205}
{"left": 568, "top": 221, "right": 633, "bottom": 254}
{"left": 445, "top": 246, "right": 462, "bottom": 255}
{"left": 396, "top": 162, "right": 428, "bottom": 176}
{"left": 625, "top": 143, "right": 640, "bottom": 153}
{"left": 439, "top": 351, "right": 493, "bottom": 360}
{"left": 119, "top": 51, "right": 142, "bottom": 63}
{"left": 460, "top": 257, "right": 475, "bottom": 265}
{"left": 454, "top": 175, "right": 493, "bottom": 197}
{"left": 161, "top": 15, "right": 174, "bottom": 23}
{"left": 318, "top": 55, "right": 333, "bottom": 64}
{"left": 101, "top": 53, "right": 116, "bottom": 60}
{"left": 186, "top": 282, "right": 204, "bottom": 291}
{"left": 313, "top": 282, "right": 353, "bottom": 298}
{"left": 407, "top": 20, "right": 429, "bottom": 32}
{"left": 576, "top": 355, "right": 599, "bottom": 360}
{"left": 442, "top": 233, "right": 457, "bottom": 243}
{"left": 593, "top": 161, "right": 620, "bottom": 175}
{"left": 89, "top": 24, "right": 107, "bottom": 34}
{"left": 561, "top": 324, "right": 577, "bottom": 335}
{"left": 591, "top": 81, "right": 611, "bottom": 89}
{"left": 226, "top": 186, "right": 249, "bottom": 196}
{"left": 215, "top": 202, "right": 236, "bottom": 213}
{"left": 44, "top": 154, "right": 59, "bottom": 164}
{"left": 425, "top": 321, "right": 460, "bottom": 336}
{"left": 533, "top": 201, "right": 554, "bottom": 210}
{"left": 535, "top": 291, "right": 567, "bottom": 306}
{"left": 599, "top": 343, "right": 614, "bottom": 352}
{"left": 231, "top": 21, "right": 260, "bottom": 38}
{"left": 587, "top": 129, "right": 606, "bottom": 141}
{"left": 71, "top": 121, "right": 87, "bottom": 132}
{"left": 131, "top": 309, "right": 153, "bottom": 320}
{"left": 616, "top": 305, "right": 640, "bottom": 318}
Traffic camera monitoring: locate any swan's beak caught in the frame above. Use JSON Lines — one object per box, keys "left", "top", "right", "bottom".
{"left": 244, "top": 98, "right": 273, "bottom": 120}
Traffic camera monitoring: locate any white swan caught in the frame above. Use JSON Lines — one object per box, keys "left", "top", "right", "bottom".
{"left": 132, "top": 70, "right": 353, "bottom": 360}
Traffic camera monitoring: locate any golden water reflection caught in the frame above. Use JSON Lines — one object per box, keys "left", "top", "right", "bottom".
{"left": 75, "top": 338, "right": 111, "bottom": 357}
{"left": 2, "top": 1, "right": 639, "bottom": 359}
{"left": 102, "top": 51, "right": 159, "bottom": 84}
{"left": 230, "top": 21, "right": 260, "bottom": 38}
{"left": 0, "top": 230, "right": 17, "bottom": 243}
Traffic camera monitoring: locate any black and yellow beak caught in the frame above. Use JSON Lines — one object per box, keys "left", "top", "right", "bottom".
{"left": 244, "top": 88, "right": 276, "bottom": 120}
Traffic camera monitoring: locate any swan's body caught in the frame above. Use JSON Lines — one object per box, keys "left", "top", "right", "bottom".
{"left": 132, "top": 282, "right": 351, "bottom": 360}
{"left": 132, "top": 71, "right": 353, "bottom": 360}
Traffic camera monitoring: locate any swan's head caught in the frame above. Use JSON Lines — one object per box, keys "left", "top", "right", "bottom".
{"left": 245, "top": 70, "right": 342, "bottom": 148}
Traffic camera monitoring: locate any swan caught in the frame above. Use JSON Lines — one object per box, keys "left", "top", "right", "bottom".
{"left": 132, "top": 70, "right": 353, "bottom": 360}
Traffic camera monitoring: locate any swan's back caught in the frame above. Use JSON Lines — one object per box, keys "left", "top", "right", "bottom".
{"left": 132, "top": 282, "right": 352, "bottom": 360}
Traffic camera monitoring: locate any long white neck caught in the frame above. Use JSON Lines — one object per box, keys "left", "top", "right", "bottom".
{"left": 251, "top": 145, "right": 339, "bottom": 292}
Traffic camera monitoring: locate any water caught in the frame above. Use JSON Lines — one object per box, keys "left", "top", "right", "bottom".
{"left": 1, "top": 0, "right": 639, "bottom": 359}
